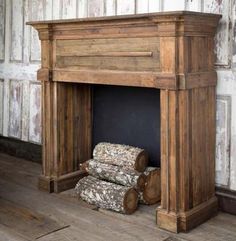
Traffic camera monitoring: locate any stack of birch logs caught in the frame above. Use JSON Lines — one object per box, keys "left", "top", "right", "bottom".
{"left": 75, "top": 142, "right": 161, "bottom": 214}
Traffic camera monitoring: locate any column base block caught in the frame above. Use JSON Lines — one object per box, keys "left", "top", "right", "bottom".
{"left": 53, "top": 170, "right": 88, "bottom": 193}
{"left": 38, "top": 175, "right": 54, "bottom": 193}
{"left": 38, "top": 170, "right": 88, "bottom": 193}
{"left": 156, "top": 196, "right": 218, "bottom": 233}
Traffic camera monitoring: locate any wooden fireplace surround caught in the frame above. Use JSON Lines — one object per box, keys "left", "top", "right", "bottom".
{"left": 28, "top": 11, "right": 221, "bottom": 233}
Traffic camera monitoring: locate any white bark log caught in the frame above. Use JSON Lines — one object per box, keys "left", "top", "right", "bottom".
{"left": 75, "top": 176, "right": 138, "bottom": 214}
{"left": 81, "top": 159, "right": 146, "bottom": 191}
{"left": 93, "top": 142, "right": 148, "bottom": 172}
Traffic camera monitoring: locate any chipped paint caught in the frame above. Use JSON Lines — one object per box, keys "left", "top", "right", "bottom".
{"left": 216, "top": 96, "right": 231, "bottom": 187}
{"left": 29, "top": 82, "right": 41, "bottom": 143}
{"left": 9, "top": 80, "right": 22, "bottom": 139}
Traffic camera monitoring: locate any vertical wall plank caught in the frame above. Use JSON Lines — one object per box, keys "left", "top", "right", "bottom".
{"left": 77, "top": 0, "right": 88, "bottom": 18}
{"left": 61, "top": 0, "right": 77, "bottom": 19}
{"left": 88, "top": 0, "right": 104, "bottom": 17}
{"left": 204, "top": 0, "right": 231, "bottom": 66}
{"left": 9, "top": 80, "right": 23, "bottom": 139}
{"left": 21, "top": 80, "right": 29, "bottom": 141}
{"left": 29, "top": 82, "right": 41, "bottom": 143}
{"left": 52, "top": 0, "right": 60, "bottom": 19}
{"left": 105, "top": 0, "right": 116, "bottom": 16}
{"left": 216, "top": 96, "right": 231, "bottom": 187}
{"left": 0, "top": 79, "right": 3, "bottom": 135}
{"left": 136, "top": 0, "right": 148, "bottom": 14}
{"left": 10, "top": 0, "right": 24, "bottom": 62}
{"left": 117, "top": 0, "right": 135, "bottom": 15}
{"left": 0, "top": 0, "right": 5, "bottom": 61}
{"left": 186, "top": 0, "right": 203, "bottom": 11}
{"left": 149, "top": 0, "right": 161, "bottom": 12}
{"left": 29, "top": 0, "right": 44, "bottom": 63}
{"left": 45, "top": 0, "right": 53, "bottom": 20}
{"left": 163, "top": 0, "right": 185, "bottom": 11}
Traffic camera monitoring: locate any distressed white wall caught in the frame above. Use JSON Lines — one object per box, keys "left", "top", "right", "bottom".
{"left": 0, "top": 0, "right": 235, "bottom": 191}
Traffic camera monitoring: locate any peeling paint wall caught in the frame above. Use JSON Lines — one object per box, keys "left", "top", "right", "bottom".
{"left": 0, "top": 0, "right": 235, "bottom": 191}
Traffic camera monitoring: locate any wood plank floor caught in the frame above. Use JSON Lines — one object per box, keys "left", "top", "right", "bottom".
{"left": 0, "top": 152, "right": 236, "bottom": 241}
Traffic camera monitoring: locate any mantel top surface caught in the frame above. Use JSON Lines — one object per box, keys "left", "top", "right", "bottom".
{"left": 27, "top": 11, "right": 221, "bottom": 26}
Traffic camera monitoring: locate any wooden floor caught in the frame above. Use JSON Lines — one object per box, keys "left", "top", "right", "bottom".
{"left": 0, "top": 153, "right": 236, "bottom": 241}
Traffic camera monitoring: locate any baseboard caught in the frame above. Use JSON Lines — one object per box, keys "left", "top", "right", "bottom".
{"left": 216, "top": 187, "right": 236, "bottom": 215}
{"left": 0, "top": 136, "right": 42, "bottom": 163}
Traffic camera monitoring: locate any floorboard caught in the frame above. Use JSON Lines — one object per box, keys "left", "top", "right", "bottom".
{"left": 0, "top": 152, "right": 235, "bottom": 241}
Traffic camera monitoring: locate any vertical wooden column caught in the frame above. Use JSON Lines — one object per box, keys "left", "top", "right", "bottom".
{"left": 37, "top": 25, "right": 92, "bottom": 193}
{"left": 157, "top": 34, "right": 218, "bottom": 232}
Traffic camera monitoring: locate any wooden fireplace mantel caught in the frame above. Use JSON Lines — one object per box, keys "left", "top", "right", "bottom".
{"left": 28, "top": 11, "right": 221, "bottom": 233}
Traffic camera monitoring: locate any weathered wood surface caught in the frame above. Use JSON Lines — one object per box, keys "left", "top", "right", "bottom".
{"left": 1, "top": 154, "right": 236, "bottom": 241}
{"left": 139, "top": 167, "right": 161, "bottom": 205}
{"left": 81, "top": 159, "right": 146, "bottom": 191}
{"left": 75, "top": 175, "right": 138, "bottom": 214}
{"left": 93, "top": 142, "right": 148, "bottom": 172}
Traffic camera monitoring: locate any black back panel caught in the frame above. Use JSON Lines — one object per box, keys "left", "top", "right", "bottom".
{"left": 92, "top": 85, "right": 160, "bottom": 167}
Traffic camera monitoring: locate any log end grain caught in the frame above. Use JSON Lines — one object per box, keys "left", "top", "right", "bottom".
{"left": 123, "top": 188, "right": 139, "bottom": 214}
{"left": 135, "top": 150, "right": 149, "bottom": 172}
{"left": 143, "top": 168, "right": 161, "bottom": 204}
{"left": 137, "top": 173, "right": 147, "bottom": 192}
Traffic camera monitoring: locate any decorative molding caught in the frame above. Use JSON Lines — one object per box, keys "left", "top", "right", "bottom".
{"left": 216, "top": 95, "right": 231, "bottom": 187}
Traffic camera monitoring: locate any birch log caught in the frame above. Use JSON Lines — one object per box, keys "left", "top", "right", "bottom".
{"left": 75, "top": 176, "right": 138, "bottom": 214}
{"left": 81, "top": 159, "right": 146, "bottom": 191}
{"left": 93, "top": 142, "right": 148, "bottom": 172}
{"left": 139, "top": 167, "right": 161, "bottom": 205}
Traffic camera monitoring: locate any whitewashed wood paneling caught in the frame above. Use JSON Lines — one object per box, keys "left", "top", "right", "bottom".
{"left": 117, "top": 0, "right": 135, "bottom": 15}
{"left": 105, "top": 0, "right": 116, "bottom": 16}
{"left": 61, "top": 0, "right": 77, "bottom": 19}
{"left": 0, "top": 0, "right": 5, "bottom": 61}
{"left": 78, "top": 0, "right": 88, "bottom": 17}
{"left": 186, "top": 0, "right": 203, "bottom": 11}
{"left": 0, "top": 79, "right": 3, "bottom": 135}
{"left": 29, "top": 82, "right": 41, "bottom": 143}
{"left": 29, "top": 0, "right": 44, "bottom": 62}
{"left": 10, "top": 0, "right": 24, "bottom": 62}
{"left": 216, "top": 96, "right": 231, "bottom": 187}
{"left": 136, "top": 0, "right": 149, "bottom": 14}
{"left": 149, "top": 0, "right": 161, "bottom": 12}
{"left": 163, "top": 0, "right": 186, "bottom": 11}
{"left": 204, "top": 0, "right": 232, "bottom": 67}
{"left": 9, "top": 80, "right": 23, "bottom": 139}
{"left": 88, "top": 0, "right": 104, "bottom": 17}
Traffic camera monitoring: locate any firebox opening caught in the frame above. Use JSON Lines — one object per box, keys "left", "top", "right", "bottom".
{"left": 92, "top": 85, "right": 161, "bottom": 167}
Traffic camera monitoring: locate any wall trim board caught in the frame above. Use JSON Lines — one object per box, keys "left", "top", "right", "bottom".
{"left": 0, "top": 136, "right": 42, "bottom": 163}
{"left": 216, "top": 187, "right": 236, "bottom": 215}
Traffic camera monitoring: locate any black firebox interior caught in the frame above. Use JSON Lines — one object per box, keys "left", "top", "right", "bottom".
{"left": 92, "top": 85, "right": 161, "bottom": 167}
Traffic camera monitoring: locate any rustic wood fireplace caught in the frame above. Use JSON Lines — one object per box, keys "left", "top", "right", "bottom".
{"left": 28, "top": 11, "right": 221, "bottom": 233}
